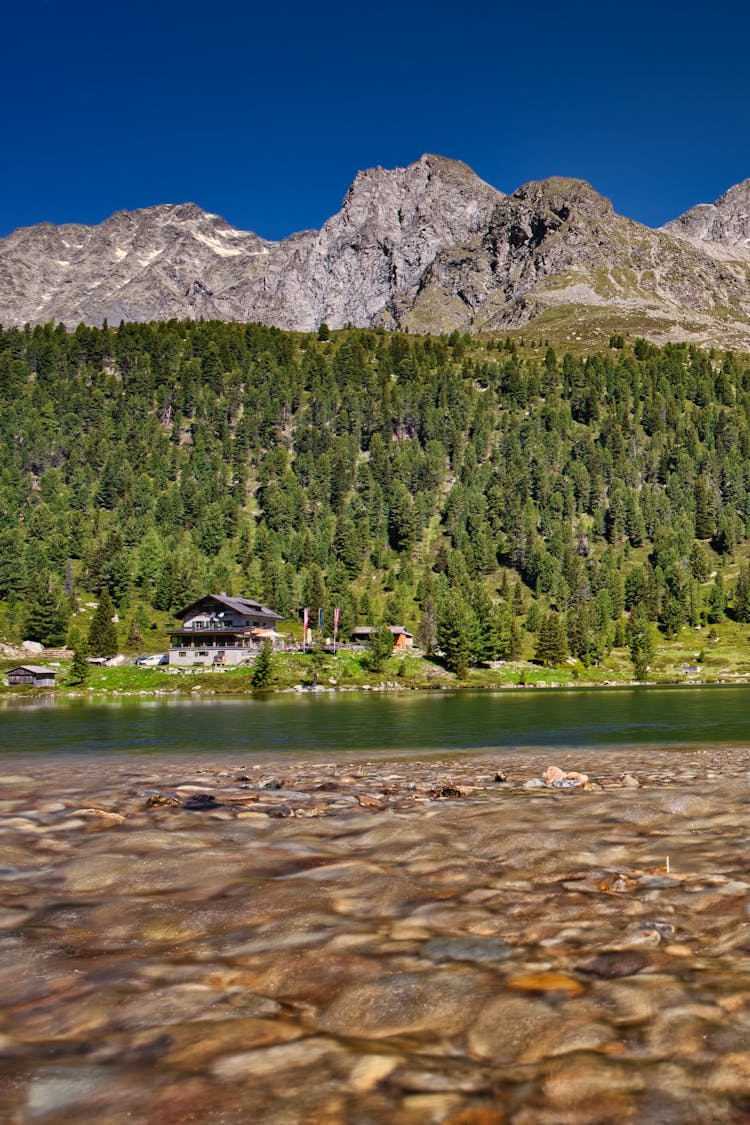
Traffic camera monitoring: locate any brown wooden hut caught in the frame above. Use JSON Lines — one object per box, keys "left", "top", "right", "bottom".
{"left": 7, "top": 665, "right": 56, "bottom": 687}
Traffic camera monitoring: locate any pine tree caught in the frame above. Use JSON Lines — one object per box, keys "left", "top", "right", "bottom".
{"left": 534, "top": 612, "right": 568, "bottom": 667}
{"left": 416, "top": 594, "right": 437, "bottom": 654}
{"left": 88, "top": 588, "right": 118, "bottom": 658}
{"left": 706, "top": 574, "right": 725, "bottom": 624}
{"left": 627, "top": 606, "right": 654, "bottom": 680}
{"left": 67, "top": 647, "right": 90, "bottom": 686}
{"left": 251, "top": 640, "right": 274, "bottom": 687}
{"left": 25, "top": 582, "right": 68, "bottom": 647}
{"left": 363, "top": 626, "right": 395, "bottom": 673}
{"left": 437, "top": 593, "right": 478, "bottom": 677}
{"left": 126, "top": 616, "right": 143, "bottom": 649}
{"left": 507, "top": 617, "right": 522, "bottom": 660}
{"left": 734, "top": 563, "right": 750, "bottom": 623}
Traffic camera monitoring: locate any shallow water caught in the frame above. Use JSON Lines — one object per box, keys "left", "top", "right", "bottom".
{"left": 2, "top": 744, "right": 750, "bottom": 1123}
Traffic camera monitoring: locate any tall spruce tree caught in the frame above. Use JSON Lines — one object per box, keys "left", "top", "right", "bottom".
{"left": 25, "top": 582, "right": 68, "bottom": 647}
{"left": 437, "top": 593, "right": 478, "bottom": 677}
{"left": 88, "top": 589, "right": 118, "bottom": 658}
{"left": 535, "top": 612, "right": 568, "bottom": 667}
{"left": 363, "top": 626, "right": 395, "bottom": 673}
{"left": 251, "top": 640, "right": 274, "bottom": 687}
{"left": 627, "top": 606, "right": 654, "bottom": 680}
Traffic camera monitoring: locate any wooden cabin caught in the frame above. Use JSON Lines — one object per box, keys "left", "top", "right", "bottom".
{"left": 7, "top": 665, "right": 56, "bottom": 687}
{"left": 350, "top": 625, "right": 414, "bottom": 650}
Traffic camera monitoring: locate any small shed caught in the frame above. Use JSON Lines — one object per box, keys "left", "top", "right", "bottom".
{"left": 350, "top": 625, "right": 414, "bottom": 650}
{"left": 7, "top": 665, "right": 56, "bottom": 687}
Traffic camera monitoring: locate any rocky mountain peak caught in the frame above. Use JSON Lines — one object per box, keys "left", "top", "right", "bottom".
{"left": 1, "top": 156, "right": 749, "bottom": 348}
{"left": 332, "top": 152, "right": 501, "bottom": 241}
{"left": 262, "top": 155, "right": 503, "bottom": 332}
{"left": 512, "top": 176, "right": 613, "bottom": 217}
{"left": 662, "top": 179, "right": 750, "bottom": 262}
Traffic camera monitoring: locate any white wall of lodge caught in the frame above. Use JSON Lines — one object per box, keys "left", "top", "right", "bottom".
{"left": 168, "top": 643, "right": 250, "bottom": 668}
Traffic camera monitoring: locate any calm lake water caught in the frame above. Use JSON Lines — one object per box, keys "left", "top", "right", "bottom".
{"left": 1, "top": 684, "right": 749, "bottom": 757}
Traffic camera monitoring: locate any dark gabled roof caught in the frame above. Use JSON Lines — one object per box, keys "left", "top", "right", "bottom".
{"left": 175, "top": 594, "right": 283, "bottom": 621}
{"left": 351, "top": 625, "right": 412, "bottom": 636}
{"left": 8, "top": 665, "right": 56, "bottom": 675}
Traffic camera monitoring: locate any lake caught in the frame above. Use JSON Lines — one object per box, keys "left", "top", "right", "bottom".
{"left": 1, "top": 683, "right": 749, "bottom": 758}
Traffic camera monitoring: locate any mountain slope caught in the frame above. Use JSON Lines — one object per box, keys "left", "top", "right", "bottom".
{"left": 407, "top": 177, "right": 750, "bottom": 344}
{"left": 662, "top": 179, "right": 750, "bottom": 263}
{"left": 1, "top": 157, "right": 749, "bottom": 347}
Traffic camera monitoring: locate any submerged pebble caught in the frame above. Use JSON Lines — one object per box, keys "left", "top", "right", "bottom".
{"left": 1, "top": 745, "right": 750, "bottom": 1123}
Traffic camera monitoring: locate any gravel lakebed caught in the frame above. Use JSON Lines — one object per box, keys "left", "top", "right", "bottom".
{"left": 2, "top": 747, "right": 750, "bottom": 1123}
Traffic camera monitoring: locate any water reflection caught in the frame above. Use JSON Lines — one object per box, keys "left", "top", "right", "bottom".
{"left": 1, "top": 684, "right": 750, "bottom": 758}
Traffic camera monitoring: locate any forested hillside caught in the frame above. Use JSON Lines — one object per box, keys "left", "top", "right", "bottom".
{"left": 2, "top": 320, "right": 750, "bottom": 677}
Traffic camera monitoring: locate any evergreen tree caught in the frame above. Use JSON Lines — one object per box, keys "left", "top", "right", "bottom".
{"left": 706, "top": 574, "right": 725, "bottom": 624}
{"left": 88, "top": 589, "right": 118, "bottom": 657}
{"left": 125, "top": 616, "right": 143, "bottom": 649}
{"left": 627, "top": 606, "right": 654, "bottom": 680}
{"left": 734, "top": 563, "right": 750, "bottom": 623}
{"left": 25, "top": 582, "right": 68, "bottom": 647}
{"left": 67, "top": 647, "right": 90, "bottom": 686}
{"left": 363, "top": 626, "right": 395, "bottom": 673}
{"left": 437, "top": 593, "right": 478, "bottom": 677}
{"left": 416, "top": 594, "right": 438, "bottom": 654}
{"left": 251, "top": 639, "right": 274, "bottom": 687}
{"left": 388, "top": 485, "right": 418, "bottom": 554}
{"left": 535, "top": 612, "right": 568, "bottom": 666}
{"left": 507, "top": 617, "right": 522, "bottom": 660}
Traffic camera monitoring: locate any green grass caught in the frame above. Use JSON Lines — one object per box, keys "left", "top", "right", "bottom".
{"left": 3, "top": 613, "right": 750, "bottom": 700}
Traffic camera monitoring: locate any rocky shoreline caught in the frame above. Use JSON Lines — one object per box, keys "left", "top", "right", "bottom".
{"left": 2, "top": 748, "right": 750, "bottom": 1123}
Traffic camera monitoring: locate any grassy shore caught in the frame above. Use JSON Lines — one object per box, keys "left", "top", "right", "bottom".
{"left": 3, "top": 617, "right": 750, "bottom": 699}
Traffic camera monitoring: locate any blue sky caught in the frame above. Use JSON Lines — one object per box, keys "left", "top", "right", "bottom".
{"left": 2, "top": 0, "right": 748, "bottom": 240}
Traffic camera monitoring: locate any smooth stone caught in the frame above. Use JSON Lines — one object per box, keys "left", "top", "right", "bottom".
{"left": 212, "top": 1036, "right": 337, "bottom": 1080}
{"left": 162, "top": 1016, "right": 305, "bottom": 1068}
{"left": 577, "top": 951, "right": 650, "bottom": 978}
{"left": 707, "top": 1051, "right": 750, "bottom": 1093}
{"left": 543, "top": 1055, "right": 646, "bottom": 1106}
{"left": 182, "top": 793, "right": 223, "bottom": 810}
{"left": 26, "top": 1067, "right": 109, "bottom": 1116}
{"left": 389, "top": 1065, "right": 492, "bottom": 1093}
{"left": 319, "top": 968, "right": 490, "bottom": 1038}
{"left": 507, "top": 971, "right": 586, "bottom": 997}
{"left": 420, "top": 936, "right": 511, "bottom": 964}
{"left": 348, "top": 1053, "right": 402, "bottom": 1092}
{"left": 468, "top": 995, "right": 556, "bottom": 1061}
{"left": 146, "top": 794, "right": 181, "bottom": 808}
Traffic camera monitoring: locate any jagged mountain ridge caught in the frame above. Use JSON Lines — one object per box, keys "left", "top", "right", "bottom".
{"left": 662, "top": 179, "right": 750, "bottom": 263}
{"left": 1, "top": 155, "right": 749, "bottom": 347}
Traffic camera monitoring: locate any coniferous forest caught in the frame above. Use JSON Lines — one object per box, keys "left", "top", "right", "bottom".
{"left": 2, "top": 319, "right": 750, "bottom": 681}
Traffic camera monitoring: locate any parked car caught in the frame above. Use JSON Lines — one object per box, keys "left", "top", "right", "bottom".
{"left": 135, "top": 653, "right": 168, "bottom": 667}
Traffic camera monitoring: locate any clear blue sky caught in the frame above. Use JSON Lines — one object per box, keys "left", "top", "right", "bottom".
{"left": 2, "top": 0, "right": 748, "bottom": 240}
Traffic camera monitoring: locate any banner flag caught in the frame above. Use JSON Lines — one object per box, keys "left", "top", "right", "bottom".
{"left": 303, "top": 608, "right": 309, "bottom": 632}
{"left": 333, "top": 607, "right": 340, "bottom": 636}
{"left": 318, "top": 607, "right": 323, "bottom": 632}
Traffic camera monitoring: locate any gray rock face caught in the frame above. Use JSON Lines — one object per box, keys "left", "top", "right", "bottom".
{"left": 663, "top": 179, "right": 750, "bottom": 262}
{"left": 409, "top": 176, "right": 750, "bottom": 343}
{"left": 1, "top": 156, "right": 749, "bottom": 347}
{"left": 251, "top": 154, "right": 503, "bottom": 331}
{"left": 0, "top": 203, "right": 276, "bottom": 328}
